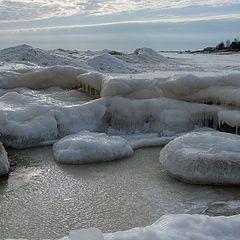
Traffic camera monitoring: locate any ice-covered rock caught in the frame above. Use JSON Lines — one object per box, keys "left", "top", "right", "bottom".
{"left": 0, "top": 142, "right": 9, "bottom": 176}
{"left": 160, "top": 131, "right": 240, "bottom": 185}
{"left": 62, "top": 214, "right": 240, "bottom": 240}
{"left": 53, "top": 131, "right": 134, "bottom": 164}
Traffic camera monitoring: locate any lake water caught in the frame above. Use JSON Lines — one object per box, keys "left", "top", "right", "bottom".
{"left": 0, "top": 146, "right": 240, "bottom": 239}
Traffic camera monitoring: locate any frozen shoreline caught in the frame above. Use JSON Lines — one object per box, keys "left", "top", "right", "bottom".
{"left": 0, "top": 45, "right": 240, "bottom": 239}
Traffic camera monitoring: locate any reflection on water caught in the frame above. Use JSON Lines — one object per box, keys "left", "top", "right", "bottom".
{"left": 0, "top": 146, "right": 240, "bottom": 239}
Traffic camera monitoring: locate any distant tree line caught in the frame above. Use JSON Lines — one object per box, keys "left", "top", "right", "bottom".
{"left": 216, "top": 38, "right": 240, "bottom": 51}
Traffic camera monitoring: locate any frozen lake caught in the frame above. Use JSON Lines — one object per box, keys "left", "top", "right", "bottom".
{"left": 1, "top": 147, "right": 240, "bottom": 239}
{"left": 0, "top": 46, "right": 240, "bottom": 239}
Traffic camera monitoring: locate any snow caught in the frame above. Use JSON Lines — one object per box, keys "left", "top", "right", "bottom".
{"left": 159, "top": 131, "right": 240, "bottom": 185}
{"left": 62, "top": 214, "right": 240, "bottom": 240}
{"left": 53, "top": 131, "right": 134, "bottom": 164}
{"left": 0, "top": 142, "right": 9, "bottom": 176}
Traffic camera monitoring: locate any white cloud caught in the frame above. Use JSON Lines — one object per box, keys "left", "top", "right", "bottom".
{"left": 1, "top": 13, "right": 240, "bottom": 34}
{"left": 0, "top": 0, "right": 239, "bottom": 22}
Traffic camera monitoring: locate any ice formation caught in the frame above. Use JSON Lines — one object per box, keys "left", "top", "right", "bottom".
{"left": 0, "top": 92, "right": 106, "bottom": 148}
{"left": 160, "top": 131, "right": 240, "bottom": 185}
{"left": 0, "top": 66, "right": 87, "bottom": 90}
{"left": 53, "top": 131, "right": 134, "bottom": 164}
{"left": 0, "top": 142, "right": 9, "bottom": 176}
{"left": 105, "top": 96, "right": 219, "bottom": 134}
{"left": 62, "top": 214, "right": 240, "bottom": 240}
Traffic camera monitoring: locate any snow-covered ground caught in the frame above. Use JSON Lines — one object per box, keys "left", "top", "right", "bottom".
{"left": 0, "top": 45, "right": 240, "bottom": 239}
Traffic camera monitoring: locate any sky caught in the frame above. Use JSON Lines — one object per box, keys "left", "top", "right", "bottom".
{"left": 0, "top": 0, "right": 240, "bottom": 51}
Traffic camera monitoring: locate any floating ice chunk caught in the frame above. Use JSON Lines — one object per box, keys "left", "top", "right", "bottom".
{"left": 0, "top": 142, "right": 9, "bottom": 176}
{"left": 62, "top": 214, "right": 240, "bottom": 240}
{"left": 53, "top": 131, "right": 134, "bottom": 164}
{"left": 160, "top": 131, "right": 240, "bottom": 185}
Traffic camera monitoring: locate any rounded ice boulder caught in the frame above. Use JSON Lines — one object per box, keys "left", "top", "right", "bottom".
{"left": 159, "top": 131, "right": 240, "bottom": 185}
{"left": 53, "top": 131, "right": 134, "bottom": 164}
{"left": 0, "top": 142, "right": 9, "bottom": 176}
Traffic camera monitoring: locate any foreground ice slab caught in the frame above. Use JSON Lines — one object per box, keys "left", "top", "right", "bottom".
{"left": 62, "top": 214, "right": 240, "bottom": 240}
{"left": 160, "top": 131, "right": 240, "bottom": 185}
{"left": 53, "top": 131, "right": 134, "bottom": 164}
{"left": 0, "top": 142, "right": 9, "bottom": 176}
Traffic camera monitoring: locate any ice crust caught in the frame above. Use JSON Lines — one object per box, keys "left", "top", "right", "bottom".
{"left": 0, "top": 142, "right": 9, "bottom": 176}
{"left": 53, "top": 131, "right": 134, "bottom": 164}
{"left": 160, "top": 131, "right": 240, "bottom": 185}
{"left": 62, "top": 214, "right": 240, "bottom": 240}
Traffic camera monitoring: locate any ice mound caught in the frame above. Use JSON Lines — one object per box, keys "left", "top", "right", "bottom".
{"left": 0, "top": 44, "right": 87, "bottom": 67}
{"left": 0, "top": 66, "right": 87, "bottom": 89}
{"left": 160, "top": 131, "right": 240, "bottom": 185}
{"left": 53, "top": 131, "right": 134, "bottom": 164}
{"left": 87, "top": 53, "right": 137, "bottom": 73}
{"left": 133, "top": 47, "right": 170, "bottom": 64}
{"left": 0, "top": 142, "right": 9, "bottom": 176}
{"left": 62, "top": 214, "right": 240, "bottom": 240}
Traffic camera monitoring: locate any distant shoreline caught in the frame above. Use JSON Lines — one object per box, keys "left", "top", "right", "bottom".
{"left": 160, "top": 50, "right": 240, "bottom": 55}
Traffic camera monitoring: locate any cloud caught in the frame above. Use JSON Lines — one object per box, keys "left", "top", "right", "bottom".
{"left": 0, "top": 0, "right": 239, "bottom": 22}
{"left": 1, "top": 13, "right": 240, "bottom": 34}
